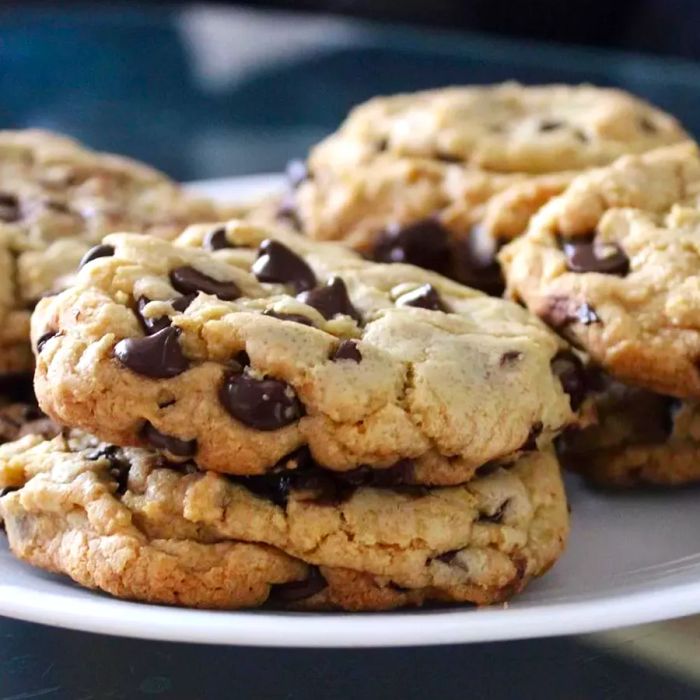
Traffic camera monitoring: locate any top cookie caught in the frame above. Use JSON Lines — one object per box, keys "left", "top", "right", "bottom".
{"left": 32, "top": 221, "right": 578, "bottom": 482}
{"left": 282, "top": 84, "right": 687, "bottom": 292}
{"left": 0, "top": 130, "right": 220, "bottom": 375}
{"left": 500, "top": 142, "right": 700, "bottom": 399}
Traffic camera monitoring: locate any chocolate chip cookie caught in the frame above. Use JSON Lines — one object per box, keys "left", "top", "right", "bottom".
{"left": 271, "top": 84, "right": 687, "bottom": 293}
{"left": 32, "top": 222, "right": 579, "bottom": 481}
{"left": 0, "top": 129, "right": 221, "bottom": 375}
{"left": 0, "top": 431, "right": 569, "bottom": 610}
{"left": 558, "top": 371, "right": 700, "bottom": 487}
{"left": 500, "top": 142, "right": 700, "bottom": 398}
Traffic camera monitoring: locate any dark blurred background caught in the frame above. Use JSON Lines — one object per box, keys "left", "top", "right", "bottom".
{"left": 0, "top": 1, "right": 697, "bottom": 180}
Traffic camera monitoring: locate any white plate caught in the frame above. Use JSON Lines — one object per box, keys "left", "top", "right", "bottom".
{"left": 2, "top": 174, "right": 700, "bottom": 648}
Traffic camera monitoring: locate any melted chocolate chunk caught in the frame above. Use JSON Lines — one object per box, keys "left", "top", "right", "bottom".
{"left": 36, "top": 330, "right": 57, "bottom": 353}
{"left": 297, "top": 277, "right": 361, "bottom": 323}
{"left": 204, "top": 227, "right": 233, "bottom": 251}
{"left": 270, "top": 567, "right": 327, "bottom": 603}
{"left": 452, "top": 228, "right": 504, "bottom": 296}
{"left": 521, "top": 422, "right": 543, "bottom": 452}
{"left": 479, "top": 498, "right": 511, "bottom": 524}
{"left": 170, "top": 266, "right": 240, "bottom": 301}
{"left": 252, "top": 239, "right": 316, "bottom": 293}
{"left": 551, "top": 351, "right": 587, "bottom": 411}
{"left": 141, "top": 422, "right": 197, "bottom": 458}
{"left": 219, "top": 371, "right": 304, "bottom": 431}
{"left": 87, "top": 445, "right": 131, "bottom": 495}
{"left": 373, "top": 219, "right": 451, "bottom": 275}
{"left": 561, "top": 235, "right": 629, "bottom": 275}
{"left": 263, "top": 309, "right": 315, "bottom": 327}
{"left": 237, "top": 451, "right": 415, "bottom": 507}
{"left": 79, "top": 244, "right": 115, "bottom": 270}
{"left": 171, "top": 293, "right": 197, "bottom": 312}
{"left": 0, "top": 193, "right": 19, "bottom": 222}
{"left": 114, "top": 326, "right": 189, "bottom": 378}
{"left": 286, "top": 159, "right": 309, "bottom": 189}
{"left": 396, "top": 284, "right": 449, "bottom": 312}
{"left": 331, "top": 339, "right": 362, "bottom": 363}
{"left": 136, "top": 297, "right": 171, "bottom": 335}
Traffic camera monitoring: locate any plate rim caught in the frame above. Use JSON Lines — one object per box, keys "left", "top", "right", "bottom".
{"left": 1, "top": 173, "right": 699, "bottom": 648}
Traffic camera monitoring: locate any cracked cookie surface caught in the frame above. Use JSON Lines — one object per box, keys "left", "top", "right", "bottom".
{"left": 500, "top": 143, "right": 700, "bottom": 398}
{"left": 33, "top": 222, "right": 577, "bottom": 481}
{"left": 0, "top": 130, "right": 221, "bottom": 375}
{"left": 267, "top": 84, "right": 687, "bottom": 293}
{"left": 0, "top": 432, "right": 569, "bottom": 610}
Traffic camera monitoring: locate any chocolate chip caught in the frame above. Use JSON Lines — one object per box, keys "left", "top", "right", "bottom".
{"left": 500, "top": 351, "right": 523, "bottom": 366}
{"left": 141, "top": 422, "right": 197, "bottom": 458}
{"left": 435, "top": 151, "right": 462, "bottom": 163}
{"left": 136, "top": 297, "right": 171, "bottom": 335}
{"left": 233, "top": 350, "right": 251, "bottom": 368}
{"left": 521, "top": 422, "right": 543, "bottom": 451}
{"left": 639, "top": 116, "right": 658, "bottom": 133}
{"left": 540, "top": 296, "right": 600, "bottom": 329}
{"left": 88, "top": 445, "right": 131, "bottom": 495}
{"left": 373, "top": 219, "right": 451, "bottom": 275}
{"left": 204, "top": 227, "right": 233, "bottom": 251}
{"left": 396, "top": 284, "right": 449, "bottom": 312}
{"left": 375, "top": 138, "right": 389, "bottom": 153}
{"left": 574, "top": 129, "right": 589, "bottom": 143}
{"left": 252, "top": 239, "right": 316, "bottom": 293}
{"left": 452, "top": 227, "right": 504, "bottom": 296}
{"left": 551, "top": 351, "right": 587, "bottom": 411}
{"left": 539, "top": 119, "right": 564, "bottom": 131}
{"left": 36, "top": 330, "right": 57, "bottom": 353}
{"left": 576, "top": 303, "right": 600, "bottom": 325}
{"left": 479, "top": 498, "right": 511, "bottom": 524}
{"left": 170, "top": 266, "right": 240, "bottom": 301}
{"left": 79, "top": 244, "right": 115, "bottom": 270}
{"left": 331, "top": 340, "right": 361, "bottom": 363}
{"left": 0, "top": 193, "right": 19, "bottom": 222}
{"left": 270, "top": 567, "right": 327, "bottom": 603}
{"left": 561, "top": 235, "right": 629, "bottom": 275}
{"left": 171, "top": 293, "right": 197, "bottom": 312}
{"left": 219, "top": 371, "right": 304, "bottom": 431}
{"left": 286, "top": 159, "right": 308, "bottom": 189}
{"left": 297, "top": 277, "right": 361, "bottom": 323}
{"left": 114, "top": 326, "right": 189, "bottom": 378}
{"left": 263, "top": 309, "right": 315, "bottom": 327}
{"left": 0, "top": 485, "right": 19, "bottom": 498}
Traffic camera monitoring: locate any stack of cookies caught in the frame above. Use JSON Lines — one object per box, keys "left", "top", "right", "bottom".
{"left": 0, "top": 208, "right": 581, "bottom": 609}
{"left": 0, "top": 82, "right": 696, "bottom": 612}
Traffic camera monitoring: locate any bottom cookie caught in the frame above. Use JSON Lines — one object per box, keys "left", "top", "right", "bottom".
{"left": 558, "top": 373, "right": 700, "bottom": 487}
{"left": 0, "top": 432, "right": 568, "bottom": 610}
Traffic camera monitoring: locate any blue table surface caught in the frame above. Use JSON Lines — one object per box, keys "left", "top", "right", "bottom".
{"left": 1, "top": 6, "right": 700, "bottom": 698}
